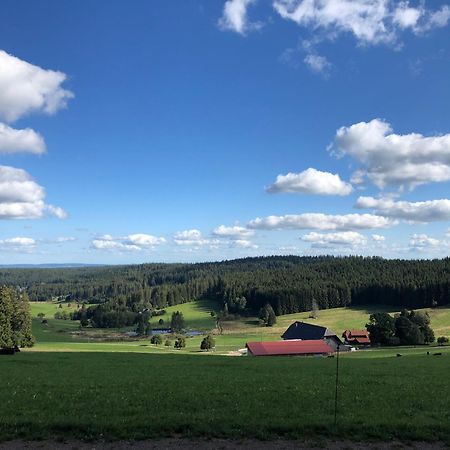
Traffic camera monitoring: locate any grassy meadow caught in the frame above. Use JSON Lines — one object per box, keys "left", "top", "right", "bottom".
{"left": 0, "top": 300, "right": 445, "bottom": 443}
{"left": 29, "top": 300, "right": 450, "bottom": 354}
{"left": 1, "top": 351, "right": 450, "bottom": 442}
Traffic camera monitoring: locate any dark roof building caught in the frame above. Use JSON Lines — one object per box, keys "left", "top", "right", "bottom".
{"left": 246, "top": 340, "right": 334, "bottom": 357}
{"left": 342, "top": 329, "right": 371, "bottom": 345}
{"left": 281, "top": 321, "right": 344, "bottom": 351}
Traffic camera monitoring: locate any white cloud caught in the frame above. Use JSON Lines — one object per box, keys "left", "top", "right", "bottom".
{"left": 0, "top": 123, "right": 45, "bottom": 155}
{"left": 356, "top": 196, "right": 450, "bottom": 222}
{"left": 273, "top": 0, "right": 450, "bottom": 46}
{"left": 393, "top": 2, "right": 422, "bottom": 29}
{"left": 267, "top": 167, "right": 352, "bottom": 195}
{"left": 46, "top": 205, "right": 68, "bottom": 220}
{"left": 304, "top": 53, "right": 332, "bottom": 74}
{"left": 409, "top": 233, "right": 440, "bottom": 249}
{"left": 92, "top": 237, "right": 140, "bottom": 252}
{"left": 332, "top": 118, "right": 450, "bottom": 190}
{"left": 233, "top": 239, "right": 258, "bottom": 249}
{"left": 173, "top": 229, "right": 223, "bottom": 248}
{"left": 218, "top": 0, "right": 261, "bottom": 35}
{"left": 92, "top": 233, "right": 166, "bottom": 251}
{"left": 0, "top": 50, "right": 74, "bottom": 123}
{"left": 126, "top": 233, "right": 166, "bottom": 247}
{"left": 174, "top": 229, "right": 206, "bottom": 245}
{"left": 301, "top": 230, "right": 367, "bottom": 248}
{"left": 0, "top": 165, "right": 66, "bottom": 219}
{"left": 0, "top": 236, "right": 36, "bottom": 252}
{"left": 212, "top": 225, "right": 255, "bottom": 238}
{"left": 0, "top": 165, "right": 45, "bottom": 203}
{"left": 248, "top": 212, "right": 395, "bottom": 231}
{"left": 426, "top": 6, "right": 450, "bottom": 29}
{"left": 372, "top": 234, "right": 386, "bottom": 242}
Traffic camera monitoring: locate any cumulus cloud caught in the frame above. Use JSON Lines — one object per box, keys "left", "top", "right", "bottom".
{"left": 267, "top": 167, "right": 352, "bottom": 195}
{"left": 218, "top": 0, "right": 261, "bottom": 35}
{"left": 273, "top": 0, "right": 450, "bottom": 46}
{"left": 301, "top": 230, "right": 367, "bottom": 248}
{"left": 409, "top": 233, "right": 440, "bottom": 249}
{"left": 0, "top": 50, "right": 74, "bottom": 123}
{"left": 46, "top": 205, "right": 68, "bottom": 219}
{"left": 173, "top": 229, "right": 216, "bottom": 246}
{"left": 212, "top": 225, "right": 255, "bottom": 238}
{"left": 248, "top": 212, "right": 395, "bottom": 231}
{"left": 0, "top": 51, "right": 73, "bottom": 221}
{"left": 332, "top": 118, "right": 450, "bottom": 190}
{"left": 126, "top": 233, "right": 166, "bottom": 247}
{"left": 232, "top": 239, "right": 258, "bottom": 249}
{"left": 92, "top": 236, "right": 140, "bottom": 252}
{"left": 372, "top": 234, "right": 386, "bottom": 242}
{"left": 0, "top": 165, "right": 66, "bottom": 219}
{"left": 0, "top": 236, "right": 36, "bottom": 252}
{"left": 356, "top": 196, "right": 450, "bottom": 222}
{"left": 92, "top": 233, "right": 166, "bottom": 252}
{"left": 0, "top": 123, "right": 45, "bottom": 155}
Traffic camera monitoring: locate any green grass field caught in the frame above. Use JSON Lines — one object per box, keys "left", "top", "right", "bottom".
{"left": 0, "top": 351, "right": 449, "bottom": 442}
{"left": 29, "top": 300, "right": 450, "bottom": 355}
{"left": 5, "top": 300, "right": 449, "bottom": 443}
{"left": 150, "top": 299, "right": 219, "bottom": 330}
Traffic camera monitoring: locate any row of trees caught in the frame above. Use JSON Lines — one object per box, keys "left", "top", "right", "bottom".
{"left": 366, "top": 310, "right": 435, "bottom": 346}
{"left": 150, "top": 333, "right": 215, "bottom": 351}
{"left": 0, "top": 286, "right": 33, "bottom": 351}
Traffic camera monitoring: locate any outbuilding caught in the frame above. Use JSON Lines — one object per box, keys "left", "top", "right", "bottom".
{"left": 281, "top": 321, "right": 344, "bottom": 350}
{"left": 342, "top": 329, "right": 371, "bottom": 346}
{"left": 246, "top": 339, "right": 334, "bottom": 357}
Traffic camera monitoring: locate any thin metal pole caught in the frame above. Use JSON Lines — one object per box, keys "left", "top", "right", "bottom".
{"left": 334, "top": 343, "right": 340, "bottom": 426}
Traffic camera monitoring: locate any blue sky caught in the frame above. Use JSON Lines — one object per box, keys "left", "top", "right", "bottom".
{"left": 1, "top": 0, "right": 450, "bottom": 264}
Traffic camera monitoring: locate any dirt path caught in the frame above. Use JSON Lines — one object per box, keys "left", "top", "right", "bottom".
{"left": 0, "top": 440, "right": 448, "bottom": 449}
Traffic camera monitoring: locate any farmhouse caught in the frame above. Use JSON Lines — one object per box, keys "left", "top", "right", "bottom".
{"left": 246, "top": 340, "right": 334, "bottom": 357}
{"left": 281, "top": 321, "right": 344, "bottom": 350}
{"left": 342, "top": 329, "right": 371, "bottom": 346}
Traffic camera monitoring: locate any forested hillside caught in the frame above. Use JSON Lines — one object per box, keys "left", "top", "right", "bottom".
{"left": 1, "top": 257, "right": 450, "bottom": 318}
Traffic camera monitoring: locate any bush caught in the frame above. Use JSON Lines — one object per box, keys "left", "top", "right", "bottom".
{"left": 158, "top": 318, "right": 164, "bottom": 325}
{"left": 150, "top": 334, "right": 163, "bottom": 345}
{"left": 164, "top": 339, "right": 171, "bottom": 346}
{"left": 174, "top": 337, "right": 186, "bottom": 349}
{"left": 200, "top": 335, "right": 215, "bottom": 351}
{"left": 437, "top": 336, "right": 449, "bottom": 346}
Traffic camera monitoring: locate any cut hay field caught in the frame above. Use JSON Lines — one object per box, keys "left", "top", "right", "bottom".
{"left": 0, "top": 351, "right": 449, "bottom": 443}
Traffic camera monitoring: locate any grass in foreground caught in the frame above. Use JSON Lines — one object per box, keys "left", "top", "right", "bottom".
{"left": 0, "top": 351, "right": 449, "bottom": 443}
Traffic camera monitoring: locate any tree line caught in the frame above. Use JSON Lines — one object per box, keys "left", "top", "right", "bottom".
{"left": 1, "top": 256, "right": 450, "bottom": 328}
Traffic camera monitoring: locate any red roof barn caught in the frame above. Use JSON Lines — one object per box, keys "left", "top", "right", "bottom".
{"left": 246, "top": 340, "right": 334, "bottom": 357}
{"left": 342, "top": 329, "right": 371, "bottom": 345}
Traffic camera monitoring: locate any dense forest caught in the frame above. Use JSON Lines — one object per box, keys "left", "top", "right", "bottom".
{"left": 1, "top": 257, "right": 450, "bottom": 322}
